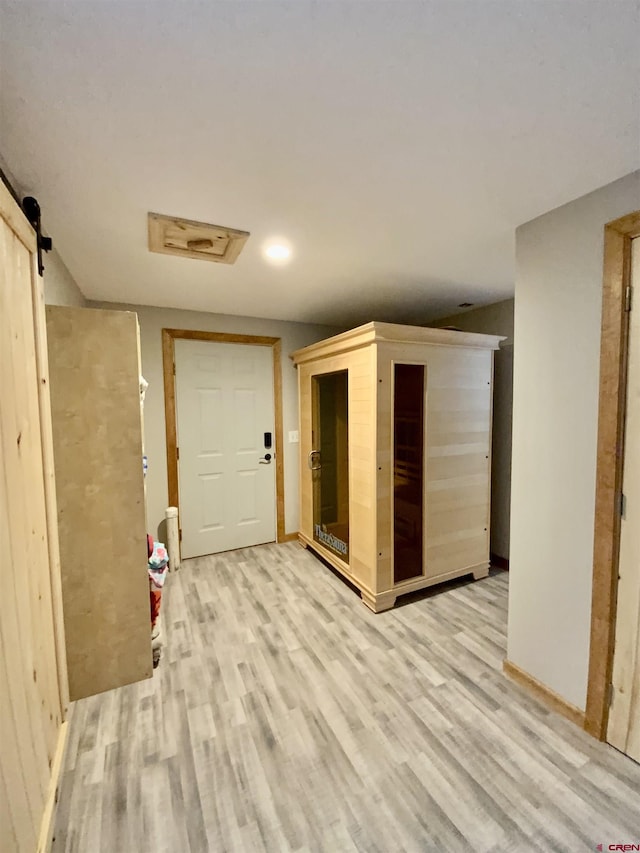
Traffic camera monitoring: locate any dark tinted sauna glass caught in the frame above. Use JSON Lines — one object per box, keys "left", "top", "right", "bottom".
{"left": 312, "top": 370, "right": 349, "bottom": 562}
{"left": 393, "top": 364, "right": 424, "bottom": 582}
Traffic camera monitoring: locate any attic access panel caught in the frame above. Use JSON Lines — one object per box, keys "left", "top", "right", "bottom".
{"left": 148, "top": 212, "right": 249, "bottom": 264}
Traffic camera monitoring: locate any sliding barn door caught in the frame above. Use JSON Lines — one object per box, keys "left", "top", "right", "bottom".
{"left": 608, "top": 236, "right": 640, "bottom": 763}
{"left": 0, "top": 181, "right": 68, "bottom": 852}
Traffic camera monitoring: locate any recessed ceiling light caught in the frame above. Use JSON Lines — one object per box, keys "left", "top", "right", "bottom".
{"left": 263, "top": 241, "right": 292, "bottom": 263}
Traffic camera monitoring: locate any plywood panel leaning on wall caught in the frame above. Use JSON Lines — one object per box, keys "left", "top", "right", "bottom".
{"left": 0, "top": 180, "right": 68, "bottom": 853}
{"left": 46, "top": 306, "right": 152, "bottom": 701}
{"left": 292, "top": 322, "right": 503, "bottom": 612}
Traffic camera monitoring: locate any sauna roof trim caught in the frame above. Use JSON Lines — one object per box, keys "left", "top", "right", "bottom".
{"left": 291, "top": 321, "right": 505, "bottom": 365}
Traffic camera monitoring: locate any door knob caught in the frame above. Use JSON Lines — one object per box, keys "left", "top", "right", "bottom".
{"left": 259, "top": 453, "right": 272, "bottom": 464}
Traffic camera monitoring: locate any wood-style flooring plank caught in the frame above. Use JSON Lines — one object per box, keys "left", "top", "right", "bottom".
{"left": 52, "top": 543, "right": 640, "bottom": 852}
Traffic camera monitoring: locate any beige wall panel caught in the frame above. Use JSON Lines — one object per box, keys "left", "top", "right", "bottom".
{"left": 427, "top": 504, "right": 489, "bottom": 536}
{"left": 349, "top": 557, "right": 374, "bottom": 592}
{"left": 426, "top": 364, "right": 494, "bottom": 388}
{"left": 348, "top": 345, "right": 377, "bottom": 578}
{"left": 427, "top": 472, "right": 488, "bottom": 493}
{"left": 297, "top": 369, "right": 312, "bottom": 539}
{"left": 350, "top": 504, "right": 375, "bottom": 589}
{"left": 297, "top": 344, "right": 377, "bottom": 583}
{"left": 426, "top": 358, "right": 492, "bottom": 576}
{"left": 427, "top": 484, "right": 489, "bottom": 516}
{"left": 426, "top": 536, "right": 488, "bottom": 577}
{"left": 46, "top": 306, "right": 152, "bottom": 701}
{"left": 428, "top": 525, "right": 488, "bottom": 549}
{"left": 380, "top": 341, "right": 492, "bottom": 581}
{"left": 429, "top": 412, "right": 493, "bottom": 435}
{"left": 429, "top": 442, "right": 489, "bottom": 458}
{"left": 429, "top": 429, "right": 491, "bottom": 448}
{"left": 427, "top": 387, "right": 491, "bottom": 414}
{"left": 427, "top": 452, "right": 489, "bottom": 482}
{"left": 374, "top": 495, "right": 391, "bottom": 544}
{"left": 376, "top": 343, "right": 393, "bottom": 592}
{"left": 430, "top": 299, "right": 514, "bottom": 563}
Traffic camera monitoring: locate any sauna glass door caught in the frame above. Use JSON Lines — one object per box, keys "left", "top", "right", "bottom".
{"left": 393, "top": 363, "right": 425, "bottom": 583}
{"left": 311, "top": 370, "right": 349, "bottom": 562}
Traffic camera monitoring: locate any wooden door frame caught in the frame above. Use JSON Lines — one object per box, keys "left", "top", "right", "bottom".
{"left": 585, "top": 210, "right": 640, "bottom": 739}
{"left": 162, "top": 328, "right": 287, "bottom": 547}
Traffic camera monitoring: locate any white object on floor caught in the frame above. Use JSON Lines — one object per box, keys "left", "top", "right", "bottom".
{"left": 165, "top": 506, "right": 181, "bottom": 572}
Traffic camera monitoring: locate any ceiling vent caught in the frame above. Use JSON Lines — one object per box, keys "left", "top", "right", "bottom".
{"left": 148, "top": 212, "right": 250, "bottom": 264}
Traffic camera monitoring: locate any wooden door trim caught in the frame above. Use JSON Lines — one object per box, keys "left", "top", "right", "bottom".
{"left": 585, "top": 210, "right": 640, "bottom": 739}
{"left": 162, "top": 328, "right": 286, "bottom": 546}
{"left": 31, "top": 256, "right": 70, "bottom": 717}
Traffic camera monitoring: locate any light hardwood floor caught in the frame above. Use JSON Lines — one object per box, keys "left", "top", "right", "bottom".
{"left": 52, "top": 543, "right": 640, "bottom": 852}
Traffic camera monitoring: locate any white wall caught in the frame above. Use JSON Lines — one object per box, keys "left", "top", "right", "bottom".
{"left": 510, "top": 170, "right": 640, "bottom": 710}
{"left": 431, "top": 299, "right": 514, "bottom": 561}
{"left": 90, "top": 301, "right": 339, "bottom": 539}
{"left": 43, "top": 248, "right": 86, "bottom": 307}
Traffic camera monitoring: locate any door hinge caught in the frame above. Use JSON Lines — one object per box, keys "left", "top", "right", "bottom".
{"left": 173, "top": 361, "right": 176, "bottom": 375}
{"left": 625, "top": 285, "right": 632, "bottom": 313}
{"left": 619, "top": 492, "right": 626, "bottom": 518}
{"left": 608, "top": 682, "right": 615, "bottom": 707}
{"left": 176, "top": 446, "right": 180, "bottom": 460}
{"left": 179, "top": 527, "right": 182, "bottom": 542}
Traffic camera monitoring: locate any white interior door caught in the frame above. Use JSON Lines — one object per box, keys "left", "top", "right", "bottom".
{"left": 608, "top": 237, "right": 640, "bottom": 763}
{"left": 175, "top": 338, "right": 276, "bottom": 559}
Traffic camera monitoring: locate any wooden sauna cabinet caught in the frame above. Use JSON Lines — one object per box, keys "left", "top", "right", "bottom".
{"left": 292, "top": 322, "right": 504, "bottom": 612}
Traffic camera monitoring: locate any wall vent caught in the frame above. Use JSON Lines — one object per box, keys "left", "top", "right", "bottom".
{"left": 148, "top": 212, "right": 249, "bottom": 264}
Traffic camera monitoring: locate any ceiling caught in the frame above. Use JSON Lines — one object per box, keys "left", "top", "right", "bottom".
{"left": 1, "top": 1, "right": 638, "bottom": 327}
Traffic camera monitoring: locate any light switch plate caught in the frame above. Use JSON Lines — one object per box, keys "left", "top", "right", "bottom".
{"left": 288, "top": 430, "right": 299, "bottom": 443}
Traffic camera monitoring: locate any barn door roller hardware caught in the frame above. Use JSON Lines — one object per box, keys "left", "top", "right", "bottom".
{"left": 22, "top": 196, "right": 52, "bottom": 276}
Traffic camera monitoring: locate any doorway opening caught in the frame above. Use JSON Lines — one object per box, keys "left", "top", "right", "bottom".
{"left": 162, "top": 329, "right": 286, "bottom": 557}
{"left": 586, "top": 210, "right": 640, "bottom": 749}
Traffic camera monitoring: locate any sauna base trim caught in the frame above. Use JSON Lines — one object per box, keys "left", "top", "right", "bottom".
{"left": 366, "top": 562, "right": 491, "bottom": 612}
{"left": 300, "top": 532, "right": 490, "bottom": 613}
{"left": 472, "top": 564, "right": 490, "bottom": 580}
{"left": 361, "top": 588, "right": 398, "bottom": 612}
